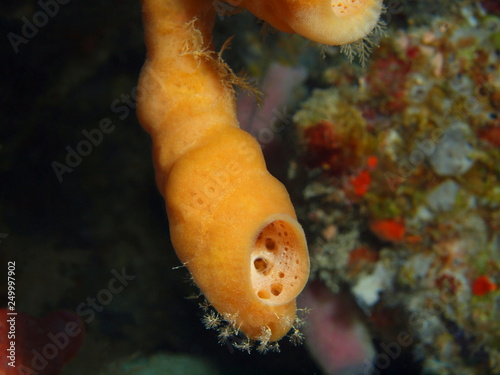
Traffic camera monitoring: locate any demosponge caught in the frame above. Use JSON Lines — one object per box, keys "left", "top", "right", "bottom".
{"left": 137, "top": 0, "right": 383, "bottom": 348}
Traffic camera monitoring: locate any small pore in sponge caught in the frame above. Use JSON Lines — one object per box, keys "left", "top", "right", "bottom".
{"left": 250, "top": 219, "right": 309, "bottom": 306}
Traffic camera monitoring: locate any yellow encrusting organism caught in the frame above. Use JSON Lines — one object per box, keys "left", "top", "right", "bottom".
{"left": 137, "top": 0, "right": 382, "bottom": 347}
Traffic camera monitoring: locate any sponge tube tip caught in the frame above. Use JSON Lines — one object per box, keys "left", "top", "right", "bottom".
{"left": 244, "top": 0, "right": 384, "bottom": 46}
{"left": 293, "top": 0, "right": 384, "bottom": 45}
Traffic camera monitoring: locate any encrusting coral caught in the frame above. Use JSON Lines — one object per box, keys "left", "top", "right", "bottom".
{"left": 136, "top": 0, "right": 382, "bottom": 347}
{"left": 292, "top": 5, "right": 500, "bottom": 372}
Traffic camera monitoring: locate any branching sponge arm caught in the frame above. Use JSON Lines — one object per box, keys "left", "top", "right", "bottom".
{"left": 137, "top": 0, "right": 309, "bottom": 343}
{"left": 138, "top": 0, "right": 236, "bottom": 184}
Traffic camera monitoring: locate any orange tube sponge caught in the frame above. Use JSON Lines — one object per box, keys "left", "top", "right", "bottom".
{"left": 138, "top": 0, "right": 383, "bottom": 345}
{"left": 137, "top": 0, "right": 309, "bottom": 343}
{"left": 233, "top": 0, "right": 384, "bottom": 45}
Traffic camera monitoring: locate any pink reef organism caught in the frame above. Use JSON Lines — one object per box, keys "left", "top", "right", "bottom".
{"left": 300, "top": 281, "right": 375, "bottom": 375}
{"left": 237, "top": 62, "right": 307, "bottom": 148}
{"left": 0, "top": 309, "right": 85, "bottom": 375}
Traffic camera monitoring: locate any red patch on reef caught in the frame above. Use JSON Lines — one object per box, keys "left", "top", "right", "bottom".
{"left": 366, "top": 55, "right": 411, "bottom": 114}
{"left": 350, "top": 170, "right": 371, "bottom": 196}
{"left": 477, "top": 124, "right": 500, "bottom": 147}
{"left": 472, "top": 275, "right": 497, "bottom": 296}
{"left": 303, "top": 120, "right": 337, "bottom": 170}
{"left": 367, "top": 156, "right": 378, "bottom": 169}
{"left": 369, "top": 218, "right": 406, "bottom": 242}
{"left": 303, "top": 120, "right": 360, "bottom": 175}
{"left": 406, "top": 46, "right": 421, "bottom": 60}
{"left": 349, "top": 246, "right": 379, "bottom": 265}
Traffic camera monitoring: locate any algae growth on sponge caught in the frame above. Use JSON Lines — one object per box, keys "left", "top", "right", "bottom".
{"left": 137, "top": 0, "right": 383, "bottom": 348}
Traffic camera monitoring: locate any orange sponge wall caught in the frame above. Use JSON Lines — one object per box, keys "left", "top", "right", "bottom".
{"left": 165, "top": 127, "right": 310, "bottom": 341}
{"left": 137, "top": 0, "right": 309, "bottom": 342}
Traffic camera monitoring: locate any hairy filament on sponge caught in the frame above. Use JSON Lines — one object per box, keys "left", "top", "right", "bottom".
{"left": 200, "top": 299, "right": 309, "bottom": 353}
